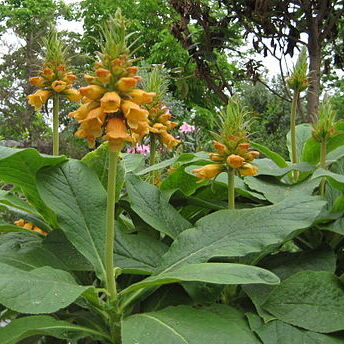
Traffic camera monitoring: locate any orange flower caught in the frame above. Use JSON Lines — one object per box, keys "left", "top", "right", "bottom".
{"left": 79, "top": 85, "right": 106, "bottom": 100}
{"left": 126, "top": 66, "right": 139, "bottom": 76}
{"left": 14, "top": 219, "right": 25, "bottom": 227}
{"left": 65, "top": 89, "right": 82, "bottom": 102}
{"left": 41, "top": 67, "right": 54, "bottom": 80}
{"left": 80, "top": 107, "right": 106, "bottom": 127}
{"left": 238, "top": 163, "right": 258, "bottom": 176}
{"left": 129, "top": 89, "right": 156, "bottom": 105}
{"left": 131, "top": 120, "right": 150, "bottom": 142}
{"left": 237, "top": 143, "right": 250, "bottom": 153}
{"left": 121, "top": 100, "right": 149, "bottom": 127}
{"left": 245, "top": 150, "right": 260, "bottom": 160}
{"left": 100, "top": 92, "right": 121, "bottom": 113}
{"left": 14, "top": 219, "right": 47, "bottom": 235}
{"left": 29, "top": 76, "right": 46, "bottom": 88}
{"left": 213, "top": 141, "right": 228, "bottom": 155}
{"left": 104, "top": 117, "right": 132, "bottom": 152}
{"left": 96, "top": 68, "right": 111, "bottom": 83}
{"left": 27, "top": 89, "right": 51, "bottom": 110}
{"left": 68, "top": 101, "right": 98, "bottom": 121}
{"left": 84, "top": 74, "right": 96, "bottom": 83}
{"left": 192, "top": 164, "right": 224, "bottom": 181}
{"left": 209, "top": 153, "right": 225, "bottom": 162}
{"left": 51, "top": 80, "right": 67, "bottom": 93}
{"left": 63, "top": 73, "right": 77, "bottom": 83}
{"left": 227, "top": 154, "right": 245, "bottom": 168}
{"left": 75, "top": 121, "right": 103, "bottom": 148}
{"left": 116, "top": 77, "right": 139, "bottom": 91}
{"left": 160, "top": 130, "right": 180, "bottom": 150}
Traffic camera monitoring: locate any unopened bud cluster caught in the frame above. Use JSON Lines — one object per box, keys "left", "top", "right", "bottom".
{"left": 193, "top": 137, "right": 259, "bottom": 182}
{"left": 27, "top": 63, "right": 81, "bottom": 110}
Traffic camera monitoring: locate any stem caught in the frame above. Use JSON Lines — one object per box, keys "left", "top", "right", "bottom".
{"left": 290, "top": 90, "right": 300, "bottom": 181}
{"left": 105, "top": 151, "right": 119, "bottom": 300}
{"left": 149, "top": 133, "right": 157, "bottom": 184}
{"left": 319, "top": 140, "right": 327, "bottom": 196}
{"left": 52, "top": 94, "right": 60, "bottom": 156}
{"left": 228, "top": 168, "right": 235, "bottom": 209}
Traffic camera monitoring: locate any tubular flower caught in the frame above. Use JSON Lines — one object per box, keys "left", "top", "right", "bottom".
{"left": 80, "top": 85, "right": 106, "bottom": 100}
{"left": 192, "top": 164, "right": 224, "bottom": 182}
{"left": 52, "top": 80, "right": 67, "bottom": 93}
{"left": 100, "top": 92, "right": 121, "bottom": 113}
{"left": 29, "top": 76, "right": 46, "bottom": 88}
{"left": 129, "top": 89, "right": 156, "bottom": 105}
{"left": 227, "top": 154, "right": 245, "bottom": 168}
{"left": 14, "top": 219, "right": 48, "bottom": 236}
{"left": 104, "top": 117, "right": 132, "bottom": 152}
{"left": 238, "top": 163, "right": 258, "bottom": 176}
{"left": 65, "top": 89, "right": 82, "bottom": 102}
{"left": 27, "top": 90, "right": 51, "bottom": 110}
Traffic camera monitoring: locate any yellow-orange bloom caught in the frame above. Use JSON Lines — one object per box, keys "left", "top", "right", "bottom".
{"left": 237, "top": 143, "right": 250, "bottom": 153}
{"left": 41, "top": 67, "right": 54, "bottom": 80}
{"left": 65, "top": 89, "right": 82, "bottom": 102}
{"left": 27, "top": 90, "right": 51, "bottom": 110}
{"left": 80, "top": 107, "right": 106, "bottom": 127}
{"left": 227, "top": 154, "right": 245, "bottom": 168}
{"left": 52, "top": 80, "right": 67, "bottom": 93}
{"left": 116, "top": 77, "right": 139, "bottom": 91}
{"left": 104, "top": 117, "right": 132, "bottom": 152}
{"left": 121, "top": 100, "right": 149, "bottom": 128}
{"left": 14, "top": 219, "right": 25, "bottom": 227}
{"left": 131, "top": 120, "right": 150, "bottom": 142}
{"left": 63, "top": 73, "right": 77, "bottom": 83}
{"left": 126, "top": 66, "right": 139, "bottom": 76}
{"left": 239, "top": 163, "right": 258, "bottom": 176}
{"left": 100, "top": 92, "right": 121, "bottom": 113}
{"left": 160, "top": 130, "right": 180, "bottom": 150}
{"left": 192, "top": 164, "right": 224, "bottom": 181}
{"left": 209, "top": 153, "right": 225, "bottom": 162}
{"left": 79, "top": 85, "right": 106, "bottom": 100}
{"left": 213, "top": 141, "right": 228, "bottom": 155}
{"left": 245, "top": 150, "right": 260, "bottom": 160}
{"left": 29, "top": 76, "right": 46, "bottom": 88}
{"left": 14, "top": 218, "right": 47, "bottom": 235}
{"left": 96, "top": 68, "right": 111, "bottom": 83}
{"left": 68, "top": 101, "right": 98, "bottom": 121}
{"left": 84, "top": 74, "right": 96, "bottom": 83}
{"left": 129, "top": 89, "right": 156, "bottom": 105}
{"left": 75, "top": 121, "right": 103, "bottom": 148}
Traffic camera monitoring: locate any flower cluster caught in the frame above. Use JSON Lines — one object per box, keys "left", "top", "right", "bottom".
{"left": 179, "top": 122, "right": 196, "bottom": 134}
{"left": 69, "top": 13, "right": 157, "bottom": 152}
{"left": 193, "top": 139, "right": 259, "bottom": 182}
{"left": 126, "top": 144, "right": 150, "bottom": 155}
{"left": 147, "top": 105, "right": 180, "bottom": 150}
{"left": 27, "top": 64, "right": 81, "bottom": 111}
{"left": 14, "top": 219, "right": 48, "bottom": 236}
{"left": 192, "top": 98, "right": 259, "bottom": 182}
{"left": 27, "top": 29, "right": 81, "bottom": 111}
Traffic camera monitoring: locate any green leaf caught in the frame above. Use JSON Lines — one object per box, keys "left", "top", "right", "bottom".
{"left": 0, "top": 146, "right": 66, "bottom": 223}
{"left": 244, "top": 177, "right": 319, "bottom": 203}
{"left": 255, "top": 159, "right": 315, "bottom": 177}
{"left": 287, "top": 123, "right": 312, "bottom": 161}
{"left": 0, "top": 315, "right": 110, "bottom": 344}
{"left": 122, "top": 305, "right": 260, "bottom": 344}
{"left": 122, "top": 153, "right": 146, "bottom": 172}
{"left": 0, "top": 224, "right": 33, "bottom": 233}
{"left": 37, "top": 160, "right": 107, "bottom": 279}
{"left": 155, "top": 197, "right": 325, "bottom": 274}
{"left": 0, "top": 190, "right": 39, "bottom": 215}
{"left": 247, "top": 313, "right": 344, "bottom": 344}
{"left": 120, "top": 263, "right": 279, "bottom": 295}
{"left": 251, "top": 142, "right": 288, "bottom": 168}
{"left": 115, "top": 222, "right": 168, "bottom": 275}
{"left": 263, "top": 271, "right": 344, "bottom": 333}
{"left": 125, "top": 174, "right": 192, "bottom": 239}
{"left": 312, "top": 168, "right": 344, "bottom": 192}
{"left": 0, "top": 262, "right": 89, "bottom": 313}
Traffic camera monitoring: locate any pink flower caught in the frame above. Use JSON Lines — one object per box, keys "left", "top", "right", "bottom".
{"left": 179, "top": 122, "right": 196, "bottom": 134}
{"left": 127, "top": 144, "right": 150, "bottom": 155}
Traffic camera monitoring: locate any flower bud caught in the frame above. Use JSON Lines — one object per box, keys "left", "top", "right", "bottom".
{"left": 239, "top": 163, "right": 258, "bottom": 176}
{"left": 192, "top": 164, "right": 224, "bottom": 181}
{"left": 51, "top": 80, "right": 67, "bottom": 93}
{"left": 29, "top": 76, "right": 46, "bottom": 88}
{"left": 129, "top": 89, "right": 156, "bottom": 105}
{"left": 116, "top": 77, "right": 139, "bottom": 91}
{"left": 79, "top": 85, "right": 106, "bottom": 100}
{"left": 227, "top": 154, "right": 245, "bottom": 168}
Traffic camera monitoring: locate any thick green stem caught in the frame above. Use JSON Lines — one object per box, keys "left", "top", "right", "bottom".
{"left": 319, "top": 141, "right": 327, "bottom": 196}
{"left": 228, "top": 169, "right": 235, "bottom": 209}
{"left": 149, "top": 133, "right": 157, "bottom": 184}
{"left": 290, "top": 90, "right": 300, "bottom": 181}
{"left": 105, "top": 151, "right": 119, "bottom": 300}
{"left": 52, "top": 94, "right": 60, "bottom": 156}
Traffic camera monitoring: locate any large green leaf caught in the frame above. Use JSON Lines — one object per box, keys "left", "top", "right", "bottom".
{"left": 243, "top": 249, "right": 336, "bottom": 322}
{"left": 263, "top": 271, "right": 344, "bottom": 333}
{"left": 0, "top": 262, "right": 89, "bottom": 313}
{"left": 122, "top": 305, "right": 260, "bottom": 344}
{"left": 247, "top": 313, "right": 344, "bottom": 344}
{"left": 244, "top": 177, "right": 319, "bottom": 203}
{"left": 312, "top": 168, "right": 344, "bottom": 192}
{"left": 0, "top": 315, "right": 110, "bottom": 344}
{"left": 0, "top": 146, "right": 66, "bottom": 222}
{"left": 120, "top": 263, "right": 279, "bottom": 295}
{"left": 125, "top": 174, "right": 192, "bottom": 239}
{"left": 250, "top": 142, "right": 288, "bottom": 168}
{"left": 255, "top": 159, "right": 315, "bottom": 177}
{"left": 37, "top": 160, "right": 107, "bottom": 279}
{"left": 155, "top": 197, "right": 325, "bottom": 274}
{"left": 0, "top": 190, "right": 39, "bottom": 215}
{"left": 115, "top": 223, "right": 168, "bottom": 275}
